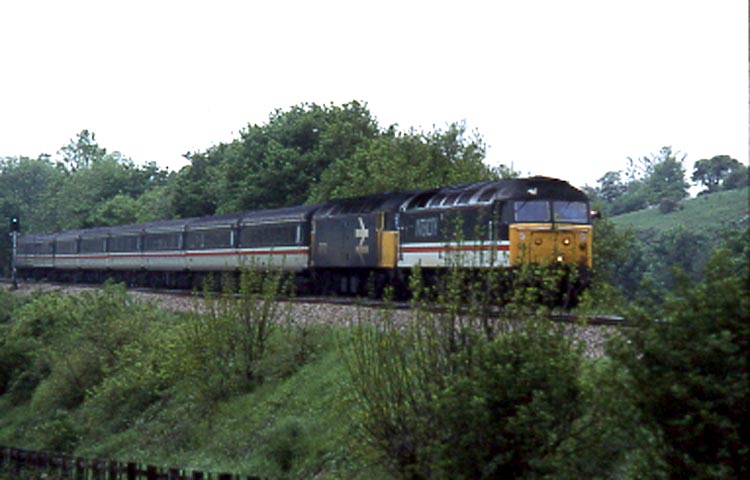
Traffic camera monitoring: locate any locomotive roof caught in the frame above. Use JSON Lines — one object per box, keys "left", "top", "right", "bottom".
{"left": 400, "top": 176, "right": 588, "bottom": 211}
{"left": 313, "top": 176, "right": 587, "bottom": 218}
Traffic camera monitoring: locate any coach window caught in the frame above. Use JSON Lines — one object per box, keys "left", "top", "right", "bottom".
{"left": 110, "top": 235, "right": 140, "bottom": 252}
{"left": 188, "top": 228, "right": 233, "bottom": 249}
{"left": 56, "top": 240, "right": 78, "bottom": 254}
{"left": 206, "top": 228, "right": 232, "bottom": 248}
{"left": 144, "top": 232, "right": 180, "bottom": 251}
{"left": 81, "top": 237, "right": 106, "bottom": 253}
{"left": 41, "top": 242, "right": 54, "bottom": 255}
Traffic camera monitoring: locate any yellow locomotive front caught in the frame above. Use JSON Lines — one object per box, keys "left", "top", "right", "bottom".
{"left": 507, "top": 198, "right": 592, "bottom": 268}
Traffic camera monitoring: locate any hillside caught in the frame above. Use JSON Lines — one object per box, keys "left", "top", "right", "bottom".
{"left": 611, "top": 187, "right": 749, "bottom": 233}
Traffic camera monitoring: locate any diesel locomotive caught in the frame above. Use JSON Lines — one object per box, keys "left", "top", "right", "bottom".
{"left": 15, "top": 176, "right": 592, "bottom": 296}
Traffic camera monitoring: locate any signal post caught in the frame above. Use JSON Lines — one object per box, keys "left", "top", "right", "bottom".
{"left": 9, "top": 216, "right": 19, "bottom": 289}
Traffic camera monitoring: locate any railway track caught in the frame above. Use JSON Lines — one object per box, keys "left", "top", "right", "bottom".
{"left": 2, "top": 278, "right": 628, "bottom": 327}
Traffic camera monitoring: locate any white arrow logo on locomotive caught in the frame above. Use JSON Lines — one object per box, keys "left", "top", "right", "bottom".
{"left": 355, "top": 217, "right": 369, "bottom": 257}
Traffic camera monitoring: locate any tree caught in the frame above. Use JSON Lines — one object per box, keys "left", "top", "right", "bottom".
{"left": 596, "top": 170, "right": 627, "bottom": 204}
{"left": 643, "top": 148, "right": 689, "bottom": 213}
{"left": 610, "top": 241, "right": 749, "bottom": 479}
{"left": 722, "top": 163, "right": 749, "bottom": 190}
{"left": 87, "top": 194, "right": 140, "bottom": 226}
{"left": 0, "top": 155, "right": 65, "bottom": 233}
{"left": 613, "top": 147, "right": 689, "bottom": 214}
{"left": 588, "top": 216, "right": 648, "bottom": 300}
{"left": 692, "top": 155, "right": 747, "bottom": 193}
{"left": 0, "top": 132, "right": 172, "bottom": 234}
{"left": 58, "top": 129, "right": 107, "bottom": 172}
{"left": 171, "top": 150, "right": 224, "bottom": 218}
{"left": 307, "top": 122, "right": 497, "bottom": 202}
{"left": 173, "top": 101, "right": 381, "bottom": 214}
{"left": 173, "top": 102, "right": 502, "bottom": 214}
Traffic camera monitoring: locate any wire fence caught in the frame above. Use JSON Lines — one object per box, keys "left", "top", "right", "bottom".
{"left": 0, "top": 445, "right": 261, "bottom": 480}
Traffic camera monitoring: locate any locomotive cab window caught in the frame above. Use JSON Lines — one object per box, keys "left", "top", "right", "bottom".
{"left": 514, "top": 201, "right": 551, "bottom": 223}
{"left": 552, "top": 201, "right": 589, "bottom": 223}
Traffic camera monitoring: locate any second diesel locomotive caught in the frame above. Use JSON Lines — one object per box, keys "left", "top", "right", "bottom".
{"left": 15, "top": 176, "right": 592, "bottom": 295}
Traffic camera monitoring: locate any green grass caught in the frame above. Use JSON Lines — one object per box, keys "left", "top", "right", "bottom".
{"left": 0, "top": 331, "right": 389, "bottom": 479}
{"left": 0, "top": 327, "right": 384, "bottom": 480}
{"left": 611, "top": 187, "right": 748, "bottom": 233}
{"left": 83, "top": 338, "right": 377, "bottom": 478}
{"left": 0, "top": 283, "right": 390, "bottom": 479}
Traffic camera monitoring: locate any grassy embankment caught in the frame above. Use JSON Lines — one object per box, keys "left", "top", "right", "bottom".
{"left": 611, "top": 187, "right": 748, "bottom": 233}
{"left": 0, "top": 284, "right": 386, "bottom": 479}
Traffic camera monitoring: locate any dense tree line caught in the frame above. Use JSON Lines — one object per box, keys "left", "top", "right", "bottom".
{"left": 172, "top": 102, "right": 502, "bottom": 216}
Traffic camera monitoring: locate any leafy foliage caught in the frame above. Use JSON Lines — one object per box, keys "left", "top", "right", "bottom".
{"left": 173, "top": 101, "right": 381, "bottom": 215}
{"left": 609, "top": 242, "right": 749, "bottom": 479}
{"left": 160, "top": 269, "right": 296, "bottom": 405}
{"left": 590, "top": 146, "right": 690, "bottom": 216}
{"left": 172, "top": 102, "right": 506, "bottom": 214}
{"left": 341, "top": 265, "right": 602, "bottom": 479}
{"left": 307, "top": 122, "right": 496, "bottom": 202}
{"left": 0, "top": 268, "right": 326, "bottom": 458}
{"left": 692, "top": 155, "right": 748, "bottom": 194}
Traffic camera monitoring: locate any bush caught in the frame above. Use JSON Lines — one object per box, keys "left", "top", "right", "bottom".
{"left": 609, "top": 246, "right": 749, "bottom": 478}
{"left": 158, "top": 268, "right": 304, "bottom": 406}
{"left": 341, "top": 266, "right": 599, "bottom": 479}
{"left": 21, "top": 284, "right": 159, "bottom": 413}
{"left": 262, "top": 416, "right": 312, "bottom": 477}
{"left": 428, "top": 321, "right": 584, "bottom": 478}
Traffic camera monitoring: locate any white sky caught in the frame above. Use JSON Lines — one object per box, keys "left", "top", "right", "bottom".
{"left": 0, "top": 0, "right": 747, "bottom": 189}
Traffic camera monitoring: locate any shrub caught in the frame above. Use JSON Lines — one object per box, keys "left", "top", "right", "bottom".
{"left": 262, "top": 416, "right": 312, "bottom": 477}
{"left": 341, "top": 266, "right": 596, "bottom": 479}
{"left": 610, "top": 245, "right": 749, "bottom": 478}
{"left": 159, "top": 268, "right": 296, "bottom": 405}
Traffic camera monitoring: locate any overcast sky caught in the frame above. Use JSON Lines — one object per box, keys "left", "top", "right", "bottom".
{"left": 1, "top": 0, "right": 747, "bottom": 189}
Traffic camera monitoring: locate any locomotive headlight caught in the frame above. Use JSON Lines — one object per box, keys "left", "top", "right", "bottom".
{"left": 556, "top": 255, "right": 564, "bottom": 262}
{"left": 534, "top": 238, "right": 543, "bottom": 245}
{"left": 562, "top": 238, "right": 571, "bottom": 246}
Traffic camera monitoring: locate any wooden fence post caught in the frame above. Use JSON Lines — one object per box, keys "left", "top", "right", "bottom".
{"left": 127, "top": 461, "right": 138, "bottom": 480}
{"left": 75, "top": 456, "right": 86, "bottom": 480}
